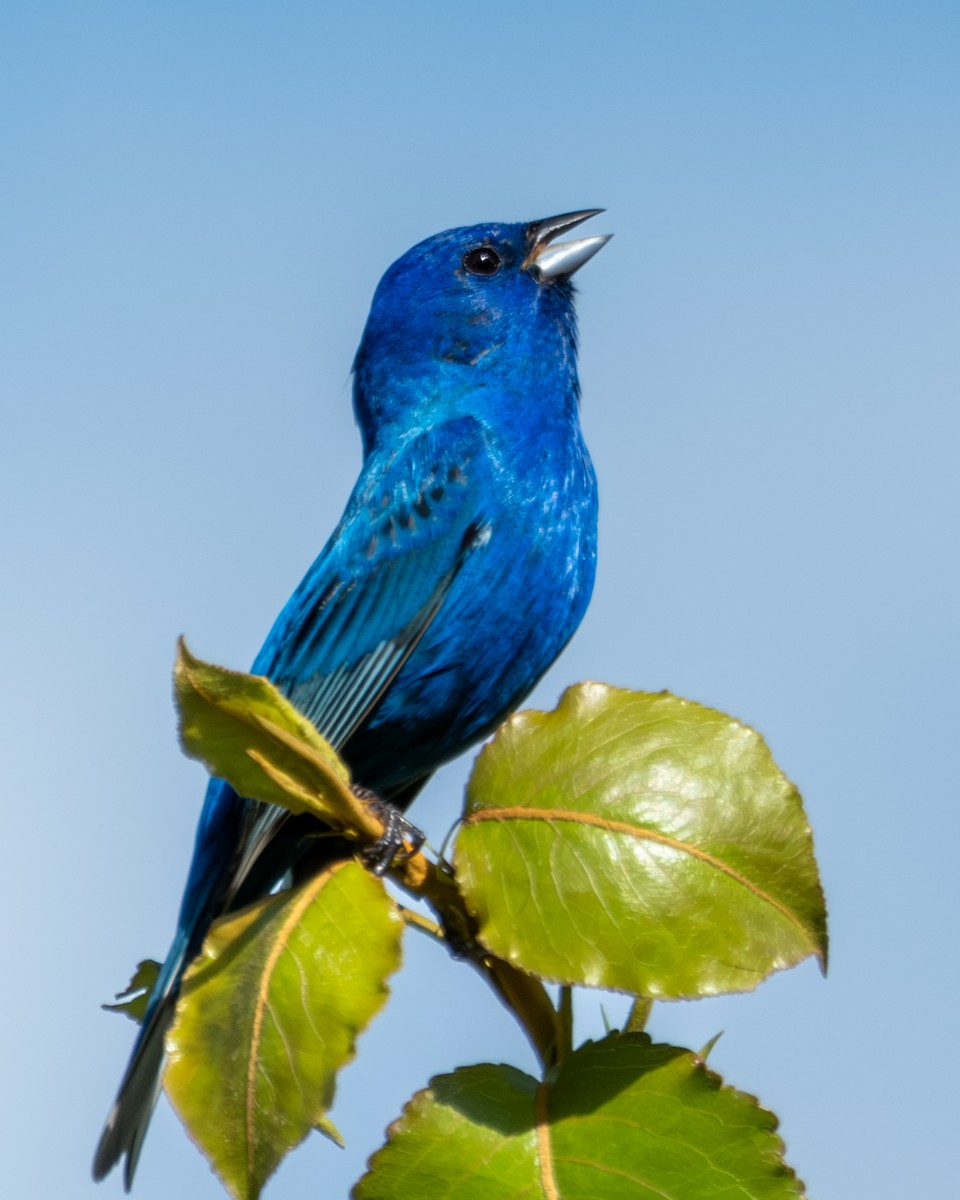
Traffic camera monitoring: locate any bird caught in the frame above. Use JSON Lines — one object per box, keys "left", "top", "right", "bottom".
{"left": 93, "top": 209, "right": 610, "bottom": 1188}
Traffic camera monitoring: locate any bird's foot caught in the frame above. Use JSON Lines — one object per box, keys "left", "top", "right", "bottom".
{"left": 354, "top": 787, "right": 425, "bottom": 876}
{"left": 438, "top": 913, "right": 484, "bottom": 961}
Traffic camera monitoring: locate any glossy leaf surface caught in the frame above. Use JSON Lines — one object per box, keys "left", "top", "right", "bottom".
{"left": 456, "top": 684, "right": 826, "bottom": 997}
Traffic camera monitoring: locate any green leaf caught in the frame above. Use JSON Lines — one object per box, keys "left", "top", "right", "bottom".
{"left": 355, "top": 1033, "right": 804, "bottom": 1199}
{"left": 102, "top": 959, "right": 161, "bottom": 1023}
{"left": 165, "top": 860, "right": 403, "bottom": 1200}
{"left": 175, "top": 639, "right": 377, "bottom": 837}
{"left": 456, "top": 684, "right": 827, "bottom": 997}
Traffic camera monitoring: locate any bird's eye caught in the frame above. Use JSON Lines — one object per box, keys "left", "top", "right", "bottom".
{"left": 462, "top": 246, "right": 502, "bottom": 277}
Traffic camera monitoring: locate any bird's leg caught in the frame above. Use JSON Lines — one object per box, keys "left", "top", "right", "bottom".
{"left": 352, "top": 786, "right": 425, "bottom": 876}
{"left": 437, "top": 912, "right": 484, "bottom": 960}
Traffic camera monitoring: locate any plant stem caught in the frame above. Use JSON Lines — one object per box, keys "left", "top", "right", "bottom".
{"left": 556, "top": 985, "right": 573, "bottom": 1064}
{"left": 389, "top": 850, "right": 561, "bottom": 1070}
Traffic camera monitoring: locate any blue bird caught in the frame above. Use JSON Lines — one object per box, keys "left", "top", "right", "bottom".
{"left": 93, "top": 210, "right": 610, "bottom": 1188}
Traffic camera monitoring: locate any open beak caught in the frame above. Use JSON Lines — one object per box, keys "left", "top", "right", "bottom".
{"left": 524, "top": 209, "right": 612, "bottom": 281}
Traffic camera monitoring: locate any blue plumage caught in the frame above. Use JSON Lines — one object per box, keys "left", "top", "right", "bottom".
{"left": 94, "top": 211, "right": 609, "bottom": 1188}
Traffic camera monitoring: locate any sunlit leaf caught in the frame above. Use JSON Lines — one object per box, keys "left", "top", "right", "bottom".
{"left": 456, "top": 684, "right": 826, "bottom": 997}
{"left": 175, "top": 639, "right": 375, "bottom": 837}
{"left": 355, "top": 1033, "right": 804, "bottom": 1199}
{"left": 165, "top": 860, "right": 402, "bottom": 1200}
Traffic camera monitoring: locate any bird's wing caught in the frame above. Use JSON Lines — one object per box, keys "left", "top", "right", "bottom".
{"left": 93, "top": 422, "right": 495, "bottom": 1189}
{"left": 254, "top": 414, "right": 493, "bottom": 745}
{"left": 223, "top": 417, "right": 493, "bottom": 893}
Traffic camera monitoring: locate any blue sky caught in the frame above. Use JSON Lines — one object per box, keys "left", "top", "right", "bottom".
{"left": 2, "top": 3, "right": 957, "bottom": 1197}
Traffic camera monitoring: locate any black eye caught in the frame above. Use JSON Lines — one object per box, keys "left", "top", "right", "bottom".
{"left": 462, "top": 246, "right": 502, "bottom": 277}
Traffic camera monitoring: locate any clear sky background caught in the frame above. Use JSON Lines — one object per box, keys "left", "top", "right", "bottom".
{"left": 2, "top": 3, "right": 957, "bottom": 1197}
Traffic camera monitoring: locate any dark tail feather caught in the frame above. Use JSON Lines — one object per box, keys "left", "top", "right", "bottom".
{"left": 93, "top": 784, "right": 331, "bottom": 1186}
{"left": 93, "top": 933, "right": 188, "bottom": 1188}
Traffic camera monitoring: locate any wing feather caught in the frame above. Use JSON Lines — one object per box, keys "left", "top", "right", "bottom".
{"left": 229, "top": 417, "right": 492, "bottom": 893}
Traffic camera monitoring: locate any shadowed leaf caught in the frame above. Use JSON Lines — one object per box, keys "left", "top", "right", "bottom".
{"left": 355, "top": 1033, "right": 804, "bottom": 1199}
{"left": 102, "top": 959, "right": 161, "bottom": 1023}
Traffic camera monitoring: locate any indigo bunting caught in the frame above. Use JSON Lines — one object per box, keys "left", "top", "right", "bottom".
{"left": 94, "top": 210, "right": 610, "bottom": 1187}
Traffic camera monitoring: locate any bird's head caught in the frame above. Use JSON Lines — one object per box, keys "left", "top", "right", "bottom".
{"left": 352, "top": 211, "right": 611, "bottom": 450}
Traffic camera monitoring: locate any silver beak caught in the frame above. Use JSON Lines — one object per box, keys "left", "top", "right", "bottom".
{"left": 524, "top": 209, "right": 612, "bottom": 281}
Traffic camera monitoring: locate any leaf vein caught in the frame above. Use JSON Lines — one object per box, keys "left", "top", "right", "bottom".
{"left": 535, "top": 1081, "right": 559, "bottom": 1200}
{"left": 467, "top": 807, "right": 816, "bottom": 950}
{"left": 245, "top": 868, "right": 342, "bottom": 1183}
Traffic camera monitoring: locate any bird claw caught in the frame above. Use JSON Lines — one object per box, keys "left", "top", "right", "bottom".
{"left": 354, "top": 787, "right": 425, "bottom": 876}
{"left": 438, "top": 914, "right": 483, "bottom": 961}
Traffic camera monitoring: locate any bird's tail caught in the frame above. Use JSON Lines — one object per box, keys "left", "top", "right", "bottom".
{"left": 92, "top": 929, "right": 190, "bottom": 1189}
